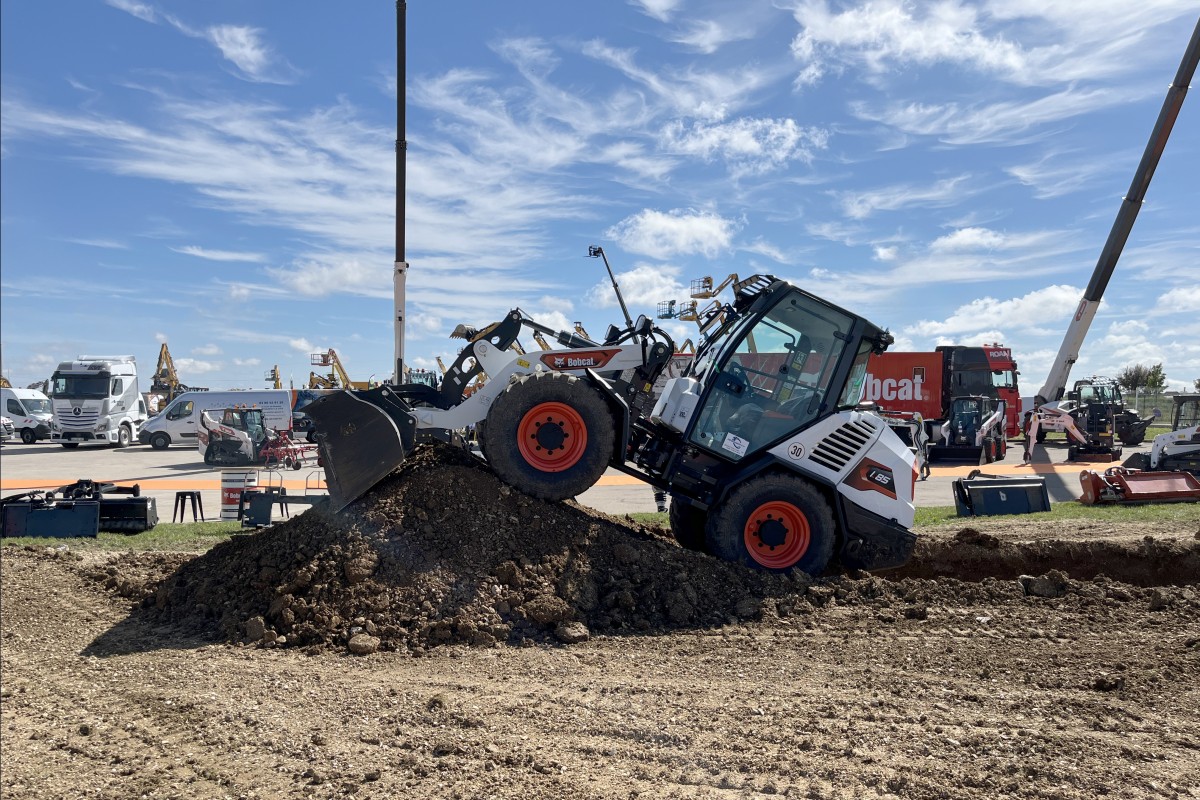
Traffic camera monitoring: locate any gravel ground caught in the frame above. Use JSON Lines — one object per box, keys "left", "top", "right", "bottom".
{"left": 2, "top": 444, "right": 1199, "bottom": 799}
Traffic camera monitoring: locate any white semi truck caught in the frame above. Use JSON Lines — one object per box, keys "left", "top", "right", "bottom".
{"left": 50, "top": 355, "right": 149, "bottom": 448}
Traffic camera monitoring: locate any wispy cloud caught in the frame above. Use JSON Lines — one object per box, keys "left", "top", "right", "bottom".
{"left": 172, "top": 245, "right": 266, "bottom": 263}
{"left": 834, "top": 174, "right": 974, "bottom": 219}
{"left": 106, "top": 0, "right": 296, "bottom": 83}
{"left": 659, "top": 117, "right": 829, "bottom": 176}
{"left": 64, "top": 237, "right": 128, "bottom": 249}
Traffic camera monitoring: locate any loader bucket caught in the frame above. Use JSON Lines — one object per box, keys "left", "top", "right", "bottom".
{"left": 1078, "top": 467, "right": 1200, "bottom": 505}
{"left": 926, "top": 444, "right": 983, "bottom": 465}
{"left": 304, "top": 387, "right": 418, "bottom": 512}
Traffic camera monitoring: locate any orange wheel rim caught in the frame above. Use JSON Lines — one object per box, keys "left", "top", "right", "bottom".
{"left": 517, "top": 401, "right": 588, "bottom": 472}
{"left": 743, "top": 500, "right": 810, "bottom": 569}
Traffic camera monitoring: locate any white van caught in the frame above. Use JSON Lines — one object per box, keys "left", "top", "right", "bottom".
{"left": 138, "top": 389, "right": 294, "bottom": 450}
{"left": 1, "top": 387, "right": 54, "bottom": 444}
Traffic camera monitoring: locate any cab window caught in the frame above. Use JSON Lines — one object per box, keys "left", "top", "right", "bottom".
{"left": 111, "top": 378, "right": 123, "bottom": 396}
{"left": 7, "top": 399, "right": 25, "bottom": 416}
{"left": 166, "top": 401, "right": 194, "bottom": 420}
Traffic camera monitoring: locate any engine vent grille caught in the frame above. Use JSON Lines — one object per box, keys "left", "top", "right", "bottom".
{"left": 809, "top": 418, "right": 878, "bottom": 472}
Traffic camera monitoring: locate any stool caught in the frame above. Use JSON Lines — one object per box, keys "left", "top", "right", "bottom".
{"left": 172, "top": 491, "right": 203, "bottom": 523}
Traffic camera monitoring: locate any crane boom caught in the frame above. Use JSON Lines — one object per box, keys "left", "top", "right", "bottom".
{"left": 1036, "top": 18, "right": 1199, "bottom": 405}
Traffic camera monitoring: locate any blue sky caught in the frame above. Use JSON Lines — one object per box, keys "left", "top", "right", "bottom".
{"left": 2, "top": 1, "right": 1198, "bottom": 395}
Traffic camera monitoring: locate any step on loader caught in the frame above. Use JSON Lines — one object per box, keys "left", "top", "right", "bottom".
{"left": 927, "top": 396, "right": 1008, "bottom": 466}
{"left": 308, "top": 261, "right": 918, "bottom": 577}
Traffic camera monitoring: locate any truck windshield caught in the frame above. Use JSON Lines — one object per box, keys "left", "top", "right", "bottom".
{"left": 51, "top": 374, "right": 110, "bottom": 399}
{"left": 688, "top": 289, "right": 856, "bottom": 460}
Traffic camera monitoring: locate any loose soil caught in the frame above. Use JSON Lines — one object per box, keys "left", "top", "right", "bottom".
{"left": 3, "top": 444, "right": 1199, "bottom": 799}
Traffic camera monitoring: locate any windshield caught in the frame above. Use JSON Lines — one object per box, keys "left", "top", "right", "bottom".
{"left": 51, "top": 374, "right": 109, "bottom": 399}
{"left": 23, "top": 398, "right": 52, "bottom": 414}
{"left": 688, "top": 289, "right": 858, "bottom": 460}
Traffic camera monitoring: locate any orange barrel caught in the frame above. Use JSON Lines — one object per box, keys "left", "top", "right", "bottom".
{"left": 220, "top": 469, "right": 258, "bottom": 521}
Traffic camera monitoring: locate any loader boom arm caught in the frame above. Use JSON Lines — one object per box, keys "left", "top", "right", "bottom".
{"left": 1036, "top": 18, "right": 1199, "bottom": 405}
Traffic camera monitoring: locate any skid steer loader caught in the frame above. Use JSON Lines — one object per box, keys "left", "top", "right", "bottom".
{"left": 308, "top": 268, "right": 917, "bottom": 576}
{"left": 927, "top": 396, "right": 1008, "bottom": 465}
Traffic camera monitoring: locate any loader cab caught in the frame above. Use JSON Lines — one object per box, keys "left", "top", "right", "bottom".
{"left": 684, "top": 286, "right": 875, "bottom": 461}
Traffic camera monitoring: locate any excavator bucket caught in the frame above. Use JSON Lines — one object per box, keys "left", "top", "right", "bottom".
{"left": 303, "top": 387, "right": 418, "bottom": 512}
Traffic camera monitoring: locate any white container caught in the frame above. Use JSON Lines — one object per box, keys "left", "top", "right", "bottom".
{"left": 220, "top": 469, "right": 258, "bottom": 521}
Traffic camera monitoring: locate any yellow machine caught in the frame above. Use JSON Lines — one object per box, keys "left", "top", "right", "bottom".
{"left": 308, "top": 349, "right": 375, "bottom": 390}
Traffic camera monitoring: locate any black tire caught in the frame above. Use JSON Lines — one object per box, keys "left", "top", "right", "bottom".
{"left": 669, "top": 498, "right": 708, "bottom": 552}
{"left": 1120, "top": 435, "right": 1145, "bottom": 447}
{"left": 995, "top": 437, "right": 1007, "bottom": 462}
{"left": 116, "top": 424, "right": 132, "bottom": 448}
{"left": 149, "top": 432, "right": 171, "bottom": 450}
{"left": 20, "top": 428, "right": 36, "bottom": 445}
{"left": 61, "top": 442, "right": 80, "bottom": 449}
{"left": 982, "top": 437, "right": 995, "bottom": 464}
{"left": 481, "top": 371, "right": 614, "bottom": 501}
{"left": 705, "top": 474, "right": 836, "bottom": 576}
{"left": 306, "top": 430, "right": 317, "bottom": 443}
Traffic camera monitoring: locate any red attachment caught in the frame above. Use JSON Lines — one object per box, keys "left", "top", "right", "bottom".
{"left": 1078, "top": 467, "right": 1200, "bottom": 504}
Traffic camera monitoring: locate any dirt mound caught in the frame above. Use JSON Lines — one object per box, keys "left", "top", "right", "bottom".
{"left": 136, "top": 444, "right": 1200, "bottom": 655}
{"left": 148, "top": 445, "right": 810, "bottom": 654}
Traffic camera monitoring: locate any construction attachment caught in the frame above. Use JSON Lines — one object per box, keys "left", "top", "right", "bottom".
{"left": 1, "top": 479, "right": 158, "bottom": 537}
{"left": 952, "top": 471, "right": 1050, "bottom": 517}
{"left": 1078, "top": 467, "right": 1200, "bottom": 505}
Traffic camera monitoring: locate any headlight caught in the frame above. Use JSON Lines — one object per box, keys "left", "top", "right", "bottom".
{"left": 96, "top": 421, "right": 110, "bottom": 432}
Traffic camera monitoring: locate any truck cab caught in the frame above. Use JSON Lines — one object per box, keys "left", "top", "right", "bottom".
{"left": 49, "top": 356, "right": 148, "bottom": 448}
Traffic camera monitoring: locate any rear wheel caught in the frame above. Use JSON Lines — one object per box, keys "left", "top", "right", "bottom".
{"left": 669, "top": 498, "right": 708, "bottom": 552}
{"left": 481, "top": 372, "right": 614, "bottom": 501}
{"left": 706, "top": 474, "right": 835, "bottom": 576}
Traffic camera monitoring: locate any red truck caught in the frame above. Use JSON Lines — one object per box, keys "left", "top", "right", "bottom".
{"left": 864, "top": 345, "right": 1021, "bottom": 439}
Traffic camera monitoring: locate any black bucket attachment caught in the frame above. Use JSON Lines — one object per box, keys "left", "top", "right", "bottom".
{"left": 304, "top": 387, "right": 418, "bottom": 512}
{"left": 53, "top": 480, "right": 158, "bottom": 533}
{"left": 953, "top": 470, "right": 1051, "bottom": 516}
{"left": 926, "top": 444, "right": 984, "bottom": 465}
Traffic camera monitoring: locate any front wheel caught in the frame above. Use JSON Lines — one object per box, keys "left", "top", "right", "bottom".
{"left": 706, "top": 474, "right": 836, "bottom": 576}
{"left": 481, "top": 371, "right": 614, "bottom": 501}
{"left": 116, "top": 425, "right": 132, "bottom": 448}
{"left": 20, "top": 428, "right": 36, "bottom": 445}
{"left": 149, "top": 432, "right": 171, "bottom": 450}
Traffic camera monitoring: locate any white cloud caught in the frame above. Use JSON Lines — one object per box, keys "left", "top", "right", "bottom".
{"left": 659, "top": 117, "right": 829, "bottom": 176}
{"left": 852, "top": 87, "right": 1131, "bottom": 146}
{"left": 105, "top": 0, "right": 156, "bottom": 23}
{"left": 930, "top": 227, "right": 1006, "bottom": 251}
{"left": 193, "top": 343, "right": 222, "bottom": 356}
{"left": 873, "top": 245, "right": 898, "bottom": 261}
{"left": 207, "top": 26, "right": 272, "bottom": 79}
{"left": 630, "top": 0, "right": 681, "bottom": 23}
{"left": 1005, "top": 150, "right": 1118, "bottom": 199}
{"left": 585, "top": 263, "right": 686, "bottom": 312}
{"left": 154, "top": 332, "right": 168, "bottom": 343}
{"left": 289, "top": 338, "right": 315, "bottom": 353}
{"left": 64, "top": 237, "right": 127, "bottom": 249}
{"left": 606, "top": 209, "right": 739, "bottom": 259}
{"left": 232, "top": 357, "right": 261, "bottom": 367}
{"left": 1156, "top": 285, "right": 1200, "bottom": 312}
{"left": 173, "top": 357, "right": 222, "bottom": 375}
{"left": 788, "top": 0, "right": 1028, "bottom": 87}
{"left": 906, "top": 284, "right": 1083, "bottom": 338}
{"left": 172, "top": 245, "right": 267, "bottom": 263}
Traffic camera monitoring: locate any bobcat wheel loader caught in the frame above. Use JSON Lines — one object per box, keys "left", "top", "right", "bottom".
{"left": 307, "top": 273, "right": 918, "bottom": 577}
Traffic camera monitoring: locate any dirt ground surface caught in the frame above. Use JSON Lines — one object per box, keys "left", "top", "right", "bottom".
{"left": 3, "top": 445, "right": 1199, "bottom": 799}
